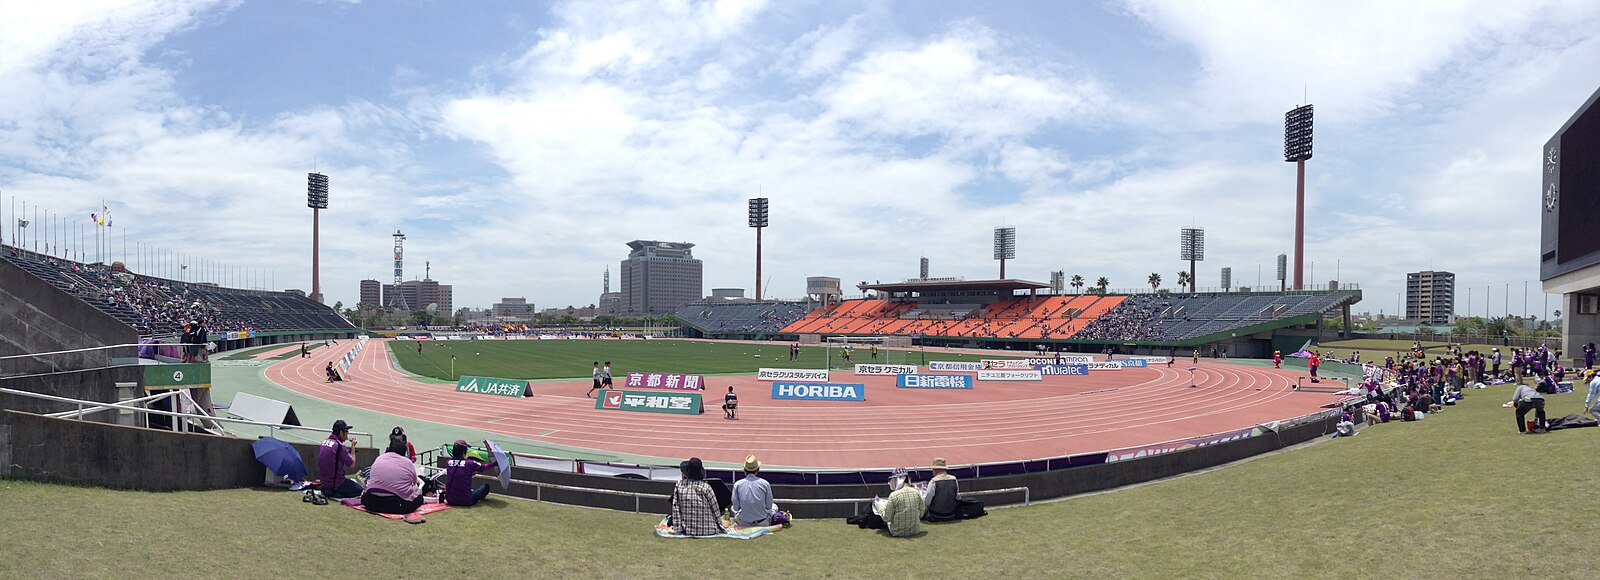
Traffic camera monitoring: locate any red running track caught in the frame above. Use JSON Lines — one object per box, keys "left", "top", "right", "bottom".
{"left": 265, "top": 339, "right": 1348, "bottom": 469}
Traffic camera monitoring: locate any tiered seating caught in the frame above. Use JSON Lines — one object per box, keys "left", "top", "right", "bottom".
{"left": 3, "top": 245, "right": 355, "bottom": 337}
{"left": 674, "top": 302, "right": 813, "bottom": 336}
{"left": 777, "top": 290, "right": 1355, "bottom": 344}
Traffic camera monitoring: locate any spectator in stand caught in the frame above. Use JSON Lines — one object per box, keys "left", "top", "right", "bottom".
{"left": 668, "top": 457, "right": 724, "bottom": 537}
{"left": 441, "top": 439, "right": 497, "bottom": 507}
{"left": 361, "top": 430, "right": 436, "bottom": 522}
{"left": 317, "top": 419, "right": 362, "bottom": 499}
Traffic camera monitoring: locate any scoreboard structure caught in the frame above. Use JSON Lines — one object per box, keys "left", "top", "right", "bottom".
{"left": 1541, "top": 85, "right": 1600, "bottom": 355}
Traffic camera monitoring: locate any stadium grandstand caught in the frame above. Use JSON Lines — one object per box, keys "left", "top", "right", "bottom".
{"left": 779, "top": 278, "right": 1360, "bottom": 355}
{"left": 674, "top": 300, "right": 811, "bottom": 339}
{"left": 2, "top": 244, "right": 356, "bottom": 343}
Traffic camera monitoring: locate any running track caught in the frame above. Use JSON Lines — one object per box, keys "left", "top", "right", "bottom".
{"left": 264, "top": 339, "right": 1348, "bottom": 469}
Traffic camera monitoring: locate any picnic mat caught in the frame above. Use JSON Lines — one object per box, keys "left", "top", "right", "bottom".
{"left": 655, "top": 516, "right": 783, "bottom": 539}
{"left": 339, "top": 497, "right": 454, "bottom": 520}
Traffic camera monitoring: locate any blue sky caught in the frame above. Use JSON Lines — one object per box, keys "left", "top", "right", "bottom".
{"left": 1, "top": 0, "right": 1598, "bottom": 318}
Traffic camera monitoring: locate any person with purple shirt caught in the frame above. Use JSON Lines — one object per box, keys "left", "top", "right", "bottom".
{"left": 1584, "top": 343, "right": 1596, "bottom": 371}
{"left": 316, "top": 419, "right": 362, "bottom": 499}
{"left": 442, "top": 439, "right": 498, "bottom": 507}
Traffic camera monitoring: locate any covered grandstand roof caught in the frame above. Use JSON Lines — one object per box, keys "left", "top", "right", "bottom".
{"left": 857, "top": 278, "right": 1050, "bottom": 293}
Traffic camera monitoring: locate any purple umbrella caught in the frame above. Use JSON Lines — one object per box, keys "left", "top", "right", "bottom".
{"left": 484, "top": 439, "right": 511, "bottom": 490}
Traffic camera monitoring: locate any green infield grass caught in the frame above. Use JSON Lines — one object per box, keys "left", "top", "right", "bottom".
{"left": 389, "top": 339, "right": 1017, "bottom": 380}
{"left": 5, "top": 379, "right": 1598, "bottom": 578}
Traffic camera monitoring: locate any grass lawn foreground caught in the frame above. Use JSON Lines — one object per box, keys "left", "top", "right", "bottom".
{"left": 4, "top": 377, "right": 1598, "bottom": 578}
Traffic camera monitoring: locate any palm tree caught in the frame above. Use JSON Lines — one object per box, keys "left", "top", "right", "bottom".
{"left": 1070, "top": 275, "right": 1084, "bottom": 294}
{"left": 1096, "top": 276, "right": 1109, "bottom": 294}
{"left": 1176, "top": 271, "right": 1191, "bottom": 292}
{"left": 1147, "top": 273, "right": 1162, "bottom": 291}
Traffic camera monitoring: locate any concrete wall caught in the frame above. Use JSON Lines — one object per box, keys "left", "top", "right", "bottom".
{"left": 0, "top": 257, "right": 136, "bottom": 375}
{"left": 0, "top": 411, "right": 375, "bottom": 491}
{"left": 491, "top": 415, "right": 1338, "bottom": 518}
{"left": 0, "top": 366, "right": 142, "bottom": 430}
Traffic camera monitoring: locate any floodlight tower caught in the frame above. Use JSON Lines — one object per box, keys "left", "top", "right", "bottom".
{"left": 994, "top": 227, "right": 1016, "bottom": 279}
{"left": 1276, "top": 254, "right": 1288, "bottom": 292}
{"left": 748, "top": 197, "right": 769, "bottom": 301}
{"left": 1284, "top": 104, "right": 1314, "bottom": 290}
{"left": 1180, "top": 227, "right": 1204, "bottom": 294}
{"left": 307, "top": 172, "right": 329, "bottom": 303}
{"left": 390, "top": 229, "right": 408, "bottom": 310}
{"left": 1221, "top": 267, "right": 1232, "bottom": 292}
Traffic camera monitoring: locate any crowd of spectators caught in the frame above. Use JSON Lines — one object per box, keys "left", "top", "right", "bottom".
{"left": 1075, "top": 296, "right": 1168, "bottom": 341}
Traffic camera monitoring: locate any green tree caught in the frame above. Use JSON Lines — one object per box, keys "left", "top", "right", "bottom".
{"left": 1147, "top": 273, "right": 1162, "bottom": 291}
{"left": 1176, "top": 271, "right": 1191, "bottom": 292}
{"left": 1070, "top": 275, "right": 1084, "bottom": 294}
{"left": 1096, "top": 276, "right": 1110, "bottom": 293}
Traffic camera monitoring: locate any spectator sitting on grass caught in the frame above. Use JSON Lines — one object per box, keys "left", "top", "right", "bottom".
{"left": 317, "top": 420, "right": 363, "bottom": 499}
{"left": 668, "top": 457, "right": 724, "bottom": 537}
{"left": 732, "top": 454, "right": 787, "bottom": 526}
{"left": 441, "top": 439, "right": 497, "bottom": 507}
{"left": 360, "top": 430, "right": 436, "bottom": 522}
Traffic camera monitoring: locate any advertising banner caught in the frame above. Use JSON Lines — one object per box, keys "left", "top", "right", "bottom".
{"left": 142, "top": 364, "right": 213, "bottom": 389}
{"left": 896, "top": 374, "right": 975, "bottom": 389}
{"left": 595, "top": 389, "right": 701, "bottom": 414}
{"left": 853, "top": 364, "right": 918, "bottom": 376}
{"left": 1036, "top": 364, "right": 1090, "bottom": 376}
{"left": 928, "top": 361, "right": 984, "bottom": 372}
{"left": 1116, "top": 359, "right": 1149, "bottom": 368}
{"left": 772, "top": 382, "right": 866, "bottom": 401}
{"left": 455, "top": 375, "right": 530, "bottom": 398}
{"left": 1085, "top": 362, "right": 1124, "bottom": 371}
{"left": 757, "top": 368, "right": 830, "bottom": 382}
{"left": 622, "top": 372, "right": 705, "bottom": 391}
{"left": 977, "top": 370, "right": 1043, "bottom": 381}
{"left": 1104, "top": 427, "right": 1259, "bottom": 462}
{"left": 1126, "top": 356, "right": 1169, "bottom": 363}
{"left": 1026, "top": 356, "right": 1093, "bottom": 365}
{"left": 980, "top": 359, "right": 1031, "bottom": 370}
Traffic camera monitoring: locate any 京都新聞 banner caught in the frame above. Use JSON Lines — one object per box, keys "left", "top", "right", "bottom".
{"left": 623, "top": 372, "right": 705, "bottom": 390}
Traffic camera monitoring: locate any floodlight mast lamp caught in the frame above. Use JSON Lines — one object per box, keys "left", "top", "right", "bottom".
{"left": 1180, "top": 227, "right": 1204, "bottom": 294}
{"left": 748, "top": 197, "right": 769, "bottom": 301}
{"left": 307, "top": 172, "right": 329, "bottom": 303}
{"left": 1284, "top": 104, "right": 1314, "bottom": 290}
{"left": 993, "top": 227, "right": 1016, "bottom": 279}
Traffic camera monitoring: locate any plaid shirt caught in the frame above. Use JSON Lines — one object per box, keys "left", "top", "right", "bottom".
{"left": 882, "top": 485, "right": 924, "bottom": 537}
{"left": 670, "top": 480, "right": 725, "bottom": 536}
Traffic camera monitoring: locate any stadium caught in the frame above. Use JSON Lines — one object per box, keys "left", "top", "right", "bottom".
{"left": 3, "top": 4, "right": 1600, "bottom": 578}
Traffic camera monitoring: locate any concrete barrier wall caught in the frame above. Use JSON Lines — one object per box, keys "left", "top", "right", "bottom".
{"left": 0, "top": 407, "right": 1333, "bottom": 509}
{"left": 0, "top": 258, "right": 137, "bottom": 375}
{"left": 0, "top": 411, "right": 375, "bottom": 491}
{"left": 0, "top": 366, "right": 142, "bottom": 429}
{"left": 490, "top": 415, "right": 1338, "bottom": 518}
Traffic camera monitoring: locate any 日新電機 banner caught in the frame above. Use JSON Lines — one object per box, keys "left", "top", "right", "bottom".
{"left": 896, "top": 374, "right": 974, "bottom": 389}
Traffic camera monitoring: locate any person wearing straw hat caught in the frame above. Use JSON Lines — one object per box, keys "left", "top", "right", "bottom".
{"left": 731, "top": 454, "right": 787, "bottom": 526}
{"left": 668, "top": 457, "right": 724, "bottom": 536}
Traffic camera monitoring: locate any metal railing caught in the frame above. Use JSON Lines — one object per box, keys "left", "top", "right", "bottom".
{"left": 0, "top": 387, "right": 375, "bottom": 447}
{"left": 501, "top": 475, "right": 1028, "bottom": 515}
